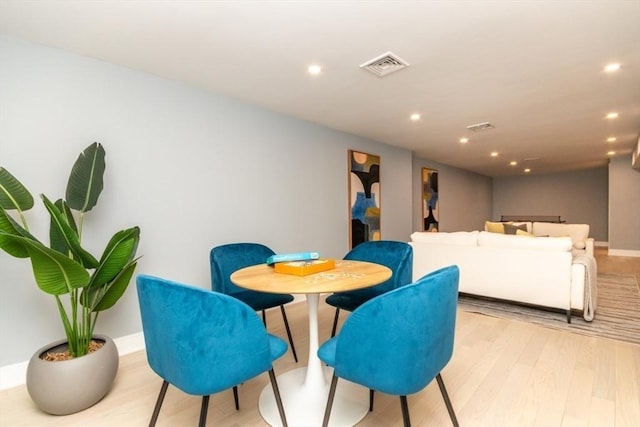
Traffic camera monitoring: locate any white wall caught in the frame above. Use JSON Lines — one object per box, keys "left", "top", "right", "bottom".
{"left": 608, "top": 156, "right": 640, "bottom": 254}
{"left": 492, "top": 168, "right": 609, "bottom": 242}
{"left": 0, "top": 36, "right": 414, "bottom": 367}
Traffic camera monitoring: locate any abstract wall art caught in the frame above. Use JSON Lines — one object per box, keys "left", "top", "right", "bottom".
{"left": 422, "top": 167, "right": 439, "bottom": 231}
{"left": 348, "top": 150, "right": 381, "bottom": 248}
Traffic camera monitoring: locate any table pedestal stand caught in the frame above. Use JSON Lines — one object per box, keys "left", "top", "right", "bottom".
{"left": 258, "top": 294, "right": 369, "bottom": 427}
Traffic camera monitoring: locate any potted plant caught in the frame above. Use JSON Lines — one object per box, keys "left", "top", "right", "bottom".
{"left": 0, "top": 142, "right": 140, "bottom": 415}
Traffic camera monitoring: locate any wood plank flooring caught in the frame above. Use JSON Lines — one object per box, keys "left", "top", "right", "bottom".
{"left": 1, "top": 249, "right": 638, "bottom": 426}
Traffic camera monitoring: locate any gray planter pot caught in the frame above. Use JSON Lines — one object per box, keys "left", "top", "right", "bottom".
{"left": 26, "top": 334, "right": 119, "bottom": 415}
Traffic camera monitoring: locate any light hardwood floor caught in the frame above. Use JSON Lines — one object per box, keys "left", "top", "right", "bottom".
{"left": 1, "top": 249, "right": 638, "bottom": 426}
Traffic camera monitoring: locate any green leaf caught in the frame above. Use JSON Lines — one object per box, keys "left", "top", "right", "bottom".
{"left": 65, "top": 142, "right": 105, "bottom": 213}
{"left": 91, "top": 226, "right": 140, "bottom": 286}
{"left": 0, "top": 167, "right": 34, "bottom": 211}
{"left": 0, "top": 235, "right": 89, "bottom": 295}
{"left": 50, "top": 199, "right": 78, "bottom": 254}
{"left": 0, "top": 211, "right": 39, "bottom": 257}
{"left": 87, "top": 260, "right": 138, "bottom": 312}
{"left": 42, "top": 194, "right": 99, "bottom": 268}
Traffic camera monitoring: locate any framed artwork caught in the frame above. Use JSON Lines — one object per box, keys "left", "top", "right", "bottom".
{"left": 348, "top": 150, "right": 381, "bottom": 248}
{"left": 422, "top": 167, "right": 439, "bottom": 231}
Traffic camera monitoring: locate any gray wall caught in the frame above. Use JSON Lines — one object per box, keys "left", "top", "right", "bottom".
{"left": 0, "top": 37, "right": 414, "bottom": 366}
{"left": 412, "top": 156, "right": 493, "bottom": 232}
{"left": 608, "top": 157, "right": 640, "bottom": 252}
{"left": 492, "top": 168, "right": 609, "bottom": 242}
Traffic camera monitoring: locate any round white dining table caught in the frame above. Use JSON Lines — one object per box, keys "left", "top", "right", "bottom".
{"left": 231, "top": 259, "right": 392, "bottom": 427}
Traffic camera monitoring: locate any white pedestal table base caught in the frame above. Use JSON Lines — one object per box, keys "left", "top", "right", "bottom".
{"left": 259, "top": 366, "right": 369, "bottom": 427}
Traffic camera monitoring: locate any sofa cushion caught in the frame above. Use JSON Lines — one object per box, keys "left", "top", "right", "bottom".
{"left": 532, "top": 222, "right": 589, "bottom": 250}
{"left": 484, "top": 221, "right": 504, "bottom": 233}
{"left": 410, "top": 231, "right": 479, "bottom": 246}
{"left": 485, "top": 221, "right": 533, "bottom": 233}
{"left": 504, "top": 223, "right": 528, "bottom": 235}
{"left": 477, "top": 231, "right": 572, "bottom": 252}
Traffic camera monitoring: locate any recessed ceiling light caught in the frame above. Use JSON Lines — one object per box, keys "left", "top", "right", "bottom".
{"left": 524, "top": 168, "right": 531, "bottom": 173}
{"left": 410, "top": 113, "right": 421, "bottom": 121}
{"left": 606, "top": 112, "right": 619, "bottom": 119}
{"left": 607, "top": 137, "right": 617, "bottom": 143}
{"left": 604, "top": 63, "right": 621, "bottom": 73}
{"left": 459, "top": 138, "right": 469, "bottom": 144}
{"left": 490, "top": 151, "right": 499, "bottom": 157}
{"left": 509, "top": 161, "right": 517, "bottom": 166}
{"left": 307, "top": 64, "right": 322, "bottom": 75}
{"left": 607, "top": 151, "right": 616, "bottom": 156}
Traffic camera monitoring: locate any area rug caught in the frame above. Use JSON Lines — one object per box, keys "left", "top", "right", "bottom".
{"left": 458, "top": 273, "right": 640, "bottom": 345}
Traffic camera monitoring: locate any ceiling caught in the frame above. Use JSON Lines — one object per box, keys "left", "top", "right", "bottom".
{"left": 1, "top": 0, "right": 639, "bottom": 177}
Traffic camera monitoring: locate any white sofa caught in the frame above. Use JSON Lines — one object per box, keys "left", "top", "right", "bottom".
{"left": 409, "top": 230, "right": 596, "bottom": 322}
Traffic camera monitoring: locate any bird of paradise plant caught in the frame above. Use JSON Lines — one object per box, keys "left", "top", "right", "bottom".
{"left": 0, "top": 142, "right": 140, "bottom": 357}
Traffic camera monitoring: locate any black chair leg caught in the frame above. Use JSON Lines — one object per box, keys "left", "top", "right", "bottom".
{"left": 280, "top": 305, "right": 298, "bottom": 362}
{"left": 436, "top": 373, "right": 459, "bottom": 427}
{"left": 261, "top": 309, "right": 267, "bottom": 326}
{"left": 268, "top": 369, "right": 288, "bottom": 427}
{"left": 149, "top": 380, "right": 169, "bottom": 427}
{"left": 400, "top": 395, "right": 411, "bottom": 427}
{"left": 369, "top": 389, "right": 375, "bottom": 411}
{"left": 233, "top": 385, "right": 239, "bottom": 410}
{"left": 199, "top": 395, "right": 209, "bottom": 427}
{"left": 330, "top": 308, "right": 341, "bottom": 337}
{"left": 322, "top": 373, "right": 339, "bottom": 427}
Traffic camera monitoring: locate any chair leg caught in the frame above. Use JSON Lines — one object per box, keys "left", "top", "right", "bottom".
{"left": 436, "top": 373, "right": 459, "bottom": 427}
{"left": 149, "top": 380, "right": 169, "bottom": 427}
{"left": 280, "top": 305, "right": 298, "bottom": 362}
{"left": 199, "top": 395, "right": 209, "bottom": 427}
{"left": 400, "top": 395, "right": 411, "bottom": 427}
{"left": 330, "top": 308, "right": 341, "bottom": 338}
{"left": 233, "top": 385, "right": 239, "bottom": 410}
{"left": 369, "top": 389, "right": 375, "bottom": 411}
{"left": 322, "top": 373, "right": 339, "bottom": 427}
{"left": 262, "top": 309, "right": 267, "bottom": 326}
{"left": 268, "top": 369, "right": 288, "bottom": 427}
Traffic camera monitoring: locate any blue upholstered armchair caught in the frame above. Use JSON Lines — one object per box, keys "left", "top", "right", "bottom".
{"left": 136, "top": 275, "right": 288, "bottom": 427}
{"left": 318, "top": 265, "right": 460, "bottom": 427}
{"left": 210, "top": 243, "right": 298, "bottom": 363}
{"left": 325, "top": 240, "right": 413, "bottom": 336}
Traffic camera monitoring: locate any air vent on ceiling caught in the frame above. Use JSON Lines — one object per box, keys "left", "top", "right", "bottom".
{"left": 466, "top": 122, "right": 495, "bottom": 131}
{"left": 360, "top": 52, "right": 409, "bottom": 77}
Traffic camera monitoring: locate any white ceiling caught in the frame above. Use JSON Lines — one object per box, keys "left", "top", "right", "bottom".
{"left": 1, "top": 0, "right": 639, "bottom": 177}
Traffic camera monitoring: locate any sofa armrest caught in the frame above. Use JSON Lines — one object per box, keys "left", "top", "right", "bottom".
{"left": 585, "top": 238, "right": 594, "bottom": 256}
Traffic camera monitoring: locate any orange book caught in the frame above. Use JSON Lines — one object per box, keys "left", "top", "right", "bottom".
{"left": 274, "top": 259, "right": 336, "bottom": 276}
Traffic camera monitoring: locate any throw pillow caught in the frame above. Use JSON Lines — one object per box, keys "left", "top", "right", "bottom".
{"left": 516, "top": 229, "right": 534, "bottom": 237}
{"left": 574, "top": 240, "right": 586, "bottom": 250}
{"left": 504, "top": 223, "right": 528, "bottom": 235}
{"left": 485, "top": 221, "right": 505, "bottom": 234}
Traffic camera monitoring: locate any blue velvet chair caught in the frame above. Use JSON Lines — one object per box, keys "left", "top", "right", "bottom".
{"left": 318, "top": 265, "right": 460, "bottom": 427}
{"left": 325, "top": 240, "right": 413, "bottom": 336}
{"left": 210, "top": 243, "right": 298, "bottom": 363}
{"left": 136, "top": 275, "right": 288, "bottom": 427}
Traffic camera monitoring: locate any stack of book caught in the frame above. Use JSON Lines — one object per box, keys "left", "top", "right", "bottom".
{"left": 266, "top": 252, "right": 336, "bottom": 276}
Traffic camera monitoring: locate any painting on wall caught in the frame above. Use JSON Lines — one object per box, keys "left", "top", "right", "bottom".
{"left": 349, "top": 150, "right": 381, "bottom": 248}
{"left": 422, "top": 167, "right": 439, "bottom": 231}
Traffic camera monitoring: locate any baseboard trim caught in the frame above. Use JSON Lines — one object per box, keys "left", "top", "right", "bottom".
{"left": 0, "top": 332, "right": 146, "bottom": 391}
{"left": 608, "top": 249, "right": 640, "bottom": 257}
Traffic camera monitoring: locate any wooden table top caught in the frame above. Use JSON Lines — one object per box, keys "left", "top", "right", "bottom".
{"left": 230, "top": 260, "right": 392, "bottom": 294}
